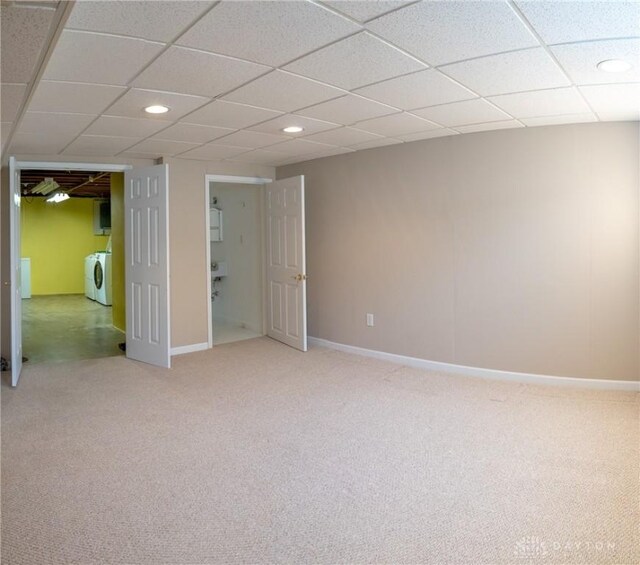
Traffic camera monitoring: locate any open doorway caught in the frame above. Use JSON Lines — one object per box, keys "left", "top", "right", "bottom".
{"left": 19, "top": 169, "right": 125, "bottom": 364}
{"left": 208, "top": 179, "right": 265, "bottom": 346}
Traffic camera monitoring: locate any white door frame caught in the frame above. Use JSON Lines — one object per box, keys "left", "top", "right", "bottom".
{"left": 9, "top": 160, "right": 132, "bottom": 382}
{"left": 204, "top": 174, "right": 272, "bottom": 348}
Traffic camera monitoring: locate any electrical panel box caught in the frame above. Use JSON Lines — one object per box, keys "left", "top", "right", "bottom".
{"left": 94, "top": 199, "right": 111, "bottom": 235}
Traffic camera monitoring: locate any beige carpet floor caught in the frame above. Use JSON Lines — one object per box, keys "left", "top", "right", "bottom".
{"left": 2, "top": 338, "right": 638, "bottom": 564}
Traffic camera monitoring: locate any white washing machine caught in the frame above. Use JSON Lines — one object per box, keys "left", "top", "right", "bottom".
{"left": 94, "top": 252, "right": 112, "bottom": 306}
{"left": 84, "top": 254, "right": 98, "bottom": 301}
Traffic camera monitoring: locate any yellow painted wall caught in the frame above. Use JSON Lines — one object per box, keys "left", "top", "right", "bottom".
{"left": 110, "top": 173, "right": 125, "bottom": 331}
{"left": 21, "top": 197, "right": 109, "bottom": 295}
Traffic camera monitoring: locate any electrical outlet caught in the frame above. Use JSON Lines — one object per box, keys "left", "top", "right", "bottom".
{"left": 366, "top": 313, "right": 374, "bottom": 327}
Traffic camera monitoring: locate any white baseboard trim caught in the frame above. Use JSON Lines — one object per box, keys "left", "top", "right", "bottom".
{"left": 308, "top": 337, "right": 640, "bottom": 392}
{"left": 171, "top": 342, "right": 210, "bottom": 356}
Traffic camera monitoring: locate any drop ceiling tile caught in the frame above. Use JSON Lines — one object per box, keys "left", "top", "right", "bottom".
{"left": 308, "top": 146, "right": 357, "bottom": 159}
{"left": 579, "top": 83, "right": 640, "bottom": 116}
{"left": 227, "top": 149, "right": 292, "bottom": 165}
{"left": 153, "top": 123, "right": 234, "bottom": 143}
{"left": 516, "top": 1, "right": 640, "bottom": 45}
{"left": 43, "top": 30, "right": 165, "bottom": 85}
{"left": 11, "top": 132, "right": 70, "bottom": 155}
{"left": 64, "top": 135, "right": 142, "bottom": 156}
{"left": 211, "top": 130, "right": 289, "bottom": 149}
{"left": 551, "top": 39, "right": 640, "bottom": 85}
{"left": 106, "top": 88, "right": 210, "bottom": 120}
{"left": 596, "top": 110, "right": 640, "bottom": 122}
{"left": 367, "top": 1, "right": 538, "bottom": 66}
{"left": 183, "top": 100, "right": 282, "bottom": 129}
{"left": 178, "top": 143, "right": 249, "bottom": 161}
{"left": 397, "top": 129, "right": 459, "bottom": 142}
{"left": 349, "top": 137, "right": 403, "bottom": 150}
{"left": 354, "top": 70, "right": 476, "bottom": 110}
{"left": 520, "top": 113, "right": 598, "bottom": 127}
{"left": 85, "top": 115, "right": 171, "bottom": 138}
{"left": 322, "top": 1, "right": 413, "bottom": 23}
{"left": 29, "top": 81, "right": 127, "bottom": 114}
{"left": 132, "top": 46, "right": 270, "bottom": 98}
{"left": 66, "top": 0, "right": 214, "bottom": 42}
{"left": 265, "top": 138, "right": 337, "bottom": 157}
{"left": 295, "top": 94, "right": 397, "bottom": 125}
{"left": 488, "top": 87, "right": 591, "bottom": 118}
{"left": 124, "top": 138, "right": 201, "bottom": 156}
{"left": 441, "top": 48, "right": 571, "bottom": 97}
{"left": 248, "top": 114, "right": 340, "bottom": 136}
{"left": 176, "top": 0, "right": 360, "bottom": 67}
{"left": 354, "top": 112, "right": 439, "bottom": 136}
{"left": 284, "top": 32, "right": 425, "bottom": 90}
{"left": 454, "top": 120, "right": 524, "bottom": 134}
{"left": 18, "top": 111, "right": 96, "bottom": 138}
{"left": 304, "top": 126, "right": 383, "bottom": 146}
{"left": 222, "top": 71, "right": 345, "bottom": 113}
{"left": 1, "top": 3, "right": 55, "bottom": 82}
{"left": 1, "top": 83, "right": 27, "bottom": 122}
{"left": 411, "top": 99, "right": 511, "bottom": 126}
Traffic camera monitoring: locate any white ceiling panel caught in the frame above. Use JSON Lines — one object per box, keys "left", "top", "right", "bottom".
{"left": 66, "top": 0, "right": 214, "bottom": 42}
{"left": 322, "top": 1, "right": 413, "bottom": 23}
{"left": 177, "top": 143, "right": 249, "bottom": 161}
{"left": 367, "top": 1, "right": 538, "bottom": 66}
{"left": 11, "top": 132, "right": 71, "bottom": 155}
{"left": 354, "top": 69, "right": 476, "bottom": 110}
{"left": 132, "top": 46, "right": 270, "bottom": 98}
{"left": 123, "top": 138, "right": 201, "bottom": 156}
{"left": 18, "top": 111, "right": 96, "bottom": 138}
{"left": 295, "top": 94, "right": 397, "bottom": 125}
{"left": 488, "top": 87, "right": 591, "bottom": 119}
{"left": 43, "top": 30, "right": 165, "bottom": 85}
{"left": 354, "top": 112, "right": 439, "bottom": 136}
{"left": 248, "top": 114, "right": 340, "bottom": 137}
{"left": 579, "top": 83, "right": 640, "bottom": 116}
{"left": 516, "top": 1, "right": 640, "bottom": 45}
{"left": 106, "top": 88, "right": 210, "bottom": 120}
{"left": 265, "top": 138, "right": 337, "bottom": 157}
{"left": 551, "top": 39, "right": 640, "bottom": 85}
{"left": 226, "top": 149, "right": 295, "bottom": 165}
{"left": 303, "top": 126, "right": 383, "bottom": 146}
{"left": 397, "top": 129, "right": 459, "bottom": 142}
{"left": 64, "top": 134, "right": 143, "bottom": 156}
{"left": 1, "top": 3, "right": 55, "bottom": 83}
{"left": 85, "top": 115, "right": 171, "bottom": 138}
{"left": 176, "top": 0, "right": 360, "bottom": 67}
{"left": 520, "top": 113, "right": 598, "bottom": 127}
{"left": 596, "top": 110, "right": 640, "bottom": 122}
{"left": 1, "top": 83, "right": 27, "bottom": 123}
{"left": 29, "top": 81, "right": 127, "bottom": 114}
{"left": 283, "top": 32, "right": 425, "bottom": 90}
{"left": 411, "top": 98, "right": 511, "bottom": 127}
{"left": 454, "top": 120, "right": 524, "bottom": 134}
{"left": 183, "top": 100, "right": 282, "bottom": 129}
{"left": 222, "top": 70, "right": 345, "bottom": 112}
{"left": 153, "top": 123, "right": 234, "bottom": 143}
{"left": 441, "top": 48, "right": 571, "bottom": 97}
{"left": 211, "top": 130, "right": 289, "bottom": 149}
{"left": 349, "top": 137, "right": 403, "bottom": 150}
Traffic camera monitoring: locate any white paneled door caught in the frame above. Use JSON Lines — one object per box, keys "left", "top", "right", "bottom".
{"left": 125, "top": 164, "right": 171, "bottom": 368}
{"left": 266, "top": 175, "right": 307, "bottom": 352}
{"left": 9, "top": 156, "right": 23, "bottom": 386}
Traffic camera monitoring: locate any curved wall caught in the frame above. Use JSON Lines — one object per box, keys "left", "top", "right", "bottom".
{"left": 278, "top": 122, "right": 639, "bottom": 382}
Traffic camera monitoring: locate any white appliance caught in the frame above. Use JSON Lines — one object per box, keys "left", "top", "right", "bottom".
{"left": 93, "top": 252, "right": 112, "bottom": 306}
{"left": 84, "top": 254, "right": 98, "bottom": 301}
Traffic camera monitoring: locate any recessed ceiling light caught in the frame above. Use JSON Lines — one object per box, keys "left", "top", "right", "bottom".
{"left": 282, "top": 126, "right": 304, "bottom": 133}
{"left": 144, "top": 104, "right": 170, "bottom": 114}
{"left": 597, "top": 59, "right": 632, "bottom": 73}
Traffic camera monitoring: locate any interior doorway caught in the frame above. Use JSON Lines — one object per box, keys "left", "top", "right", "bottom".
{"left": 19, "top": 169, "right": 125, "bottom": 364}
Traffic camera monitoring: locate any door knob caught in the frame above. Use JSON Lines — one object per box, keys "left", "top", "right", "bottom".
{"left": 291, "top": 274, "right": 307, "bottom": 282}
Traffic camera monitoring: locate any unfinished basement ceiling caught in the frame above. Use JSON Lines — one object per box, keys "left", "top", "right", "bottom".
{"left": 2, "top": 0, "right": 639, "bottom": 166}
{"left": 20, "top": 169, "right": 111, "bottom": 198}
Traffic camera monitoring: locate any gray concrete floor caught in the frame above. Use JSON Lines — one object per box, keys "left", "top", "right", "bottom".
{"left": 22, "top": 295, "right": 124, "bottom": 364}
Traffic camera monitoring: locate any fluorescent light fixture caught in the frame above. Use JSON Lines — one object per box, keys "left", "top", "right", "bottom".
{"left": 597, "top": 59, "right": 632, "bottom": 73}
{"left": 144, "top": 104, "right": 170, "bottom": 114}
{"left": 30, "top": 177, "right": 60, "bottom": 195}
{"left": 282, "top": 126, "right": 304, "bottom": 133}
{"left": 46, "top": 192, "right": 70, "bottom": 203}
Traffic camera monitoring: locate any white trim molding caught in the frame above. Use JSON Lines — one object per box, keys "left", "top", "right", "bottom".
{"left": 205, "top": 174, "right": 272, "bottom": 185}
{"left": 308, "top": 337, "right": 640, "bottom": 392}
{"left": 15, "top": 161, "right": 132, "bottom": 172}
{"left": 171, "top": 342, "right": 210, "bottom": 356}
